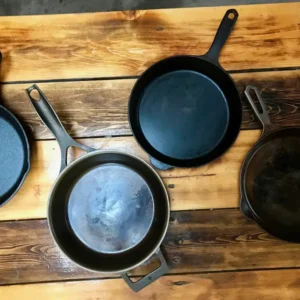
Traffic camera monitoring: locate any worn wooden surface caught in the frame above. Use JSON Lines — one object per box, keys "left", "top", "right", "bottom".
{"left": 2, "top": 269, "right": 300, "bottom": 300}
{"left": 1, "top": 209, "right": 300, "bottom": 285}
{"left": 0, "top": 130, "right": 260, "bottom": 221}
{"left": 1, "top": 70, "right": 300, "bottom": 140}
{"left": 1, "top": 2, "right": 300, "bottom": 299}
{"left": 0, "top": 3, "right": 300, "bottom": 82}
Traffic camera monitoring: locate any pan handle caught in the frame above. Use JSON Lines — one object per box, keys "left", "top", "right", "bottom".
{"left": 244, "top": 85, "right": 275, "bottom": 135}
{"left": 26, "top": 84, "right": 95, "bottom": 172}
{"left": 121, "top": 248, "right": 169, "bottom": 292}
{"left": 204, "top": 9, "right": 238, "bottom": 65}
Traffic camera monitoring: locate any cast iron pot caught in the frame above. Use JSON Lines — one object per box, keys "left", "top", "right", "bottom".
{"left": 26, "top": 84, "right": 170, "bottom": 292}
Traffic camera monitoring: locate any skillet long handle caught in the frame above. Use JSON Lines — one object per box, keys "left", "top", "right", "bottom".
{"left": 244, "top": 85, "right": 274, "bottom": 135}
{"left": 26, "top": 84, "right": 94, "bottom": 172}
{"left": 205, "top": 9, "right": 238, "bottom": 64}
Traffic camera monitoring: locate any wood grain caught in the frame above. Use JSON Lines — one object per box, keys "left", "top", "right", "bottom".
{"left": 0, "top": 130, "right": 260, "bottom": 221}
{"left": 2, "top": 69, "right": 300, "bottom": 140}
{"left": 1, "top": 269, "right": 300, "bottom": 299}
{"left": 1, "top": 3, "right": 299, "bottom": 297}
{"left": 0, "top": 3, "right": 300, "bottom": 82}
{"left": 1, "top": 210, "right": 300, "bottom": 285}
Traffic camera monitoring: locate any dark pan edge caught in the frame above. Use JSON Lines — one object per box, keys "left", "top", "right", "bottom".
{"left": 0, "top": 105, "right": 30, "bottom": 207}
{"left": 239, "top": 127, "right": 300, "bottom": 243}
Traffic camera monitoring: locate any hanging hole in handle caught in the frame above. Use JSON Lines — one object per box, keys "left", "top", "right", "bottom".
{"left": 228, "top": 12, "right": 235, "bottom": 20}
{"left": 29, "top": 89, "right": 41, "bottom": 102}
{"left": 249, "top": 89, "right": 264, "bottom": 114}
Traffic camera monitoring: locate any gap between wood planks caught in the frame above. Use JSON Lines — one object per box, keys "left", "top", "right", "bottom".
{"left": 1, "top": 66, "right": 300, "bottom": 85}
{"left": 1, "top": 269, "right": 300, "bottom": 300}
{"left": 1, "top": 267, "right": 299, "bottom": 287}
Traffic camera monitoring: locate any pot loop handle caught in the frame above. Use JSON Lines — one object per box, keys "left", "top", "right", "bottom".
{"left": 121, "top": 248, "right": 169, "bottom": 292}
{"left": 26, "top": 84, "right": 95, "bottom": 172}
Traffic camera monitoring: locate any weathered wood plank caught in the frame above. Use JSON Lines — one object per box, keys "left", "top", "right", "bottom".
{"left": 0, "top": 130, "right": 260, "bottom": 221}
{"left": 2, "top": 69, "right": 300, "bottom": 140}
{"left": 1, "top": 269, "right": 300, "bottom": 299}
{"left": 2, "top": 80, "right": 133, "bottom": 139}
{"left": 1, "top": 210, "right": 300, "bottom": 285}
{"left": 0, "top": 3, "right": 300, "bottom": 82}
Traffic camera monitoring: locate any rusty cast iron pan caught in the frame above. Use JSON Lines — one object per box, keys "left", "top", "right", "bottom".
{"left": 241, "top": 85, "right": 300, "bottom": 243}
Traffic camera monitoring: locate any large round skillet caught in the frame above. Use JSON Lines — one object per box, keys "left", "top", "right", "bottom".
{"left": 26, "top": 84, "right": 170, "bottom": 292}
{"left": 129, "top": 9, "right": 242, "bottom": 170}
{"left": 241, "top": 85, "right": 300, "bottom": 243}
{"left": 0, "top": 52, "right": 30, "bottom": 206}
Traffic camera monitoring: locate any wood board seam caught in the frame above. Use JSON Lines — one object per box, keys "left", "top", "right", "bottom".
{"left": 0, "top": 76, "right": 139, "bottom": 85}
{"left": 0, "top": 207, "right": 240, "bottom": 223}
{"left": 1, "top": 266, "right": 300, "bottom": 287}
{"left": 2, "top": 66, "right": 300, "bottom": 85}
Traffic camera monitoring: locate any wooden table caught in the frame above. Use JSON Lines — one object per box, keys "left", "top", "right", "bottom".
{"left": 0, "top": 2, "right": 300, "bottom": 299}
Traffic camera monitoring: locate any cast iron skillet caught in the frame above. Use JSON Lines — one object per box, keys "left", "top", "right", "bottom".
{"left": 241, "top": 85, "right": 300, "bottom": 243}
{"left": 26, "top": 84, "right": 170, "bottom": 292}
{"left": 0, "top": 52, "right": 30, "bottom": 206}
{"left": 129, "top": 9, "right": 242, "bottom": 170}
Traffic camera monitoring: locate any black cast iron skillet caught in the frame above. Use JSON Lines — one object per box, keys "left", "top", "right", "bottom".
{"left": 26, "top": 84, "right": 170, "bottom": 292}
{"left": 241, "top": 85, "right": 300, "bottom": 243}
{"left": 129, "top": 9, "right": 242, "bottom": 170}
{"left": 0, "top": 52, "right": 30, "bottom": 206}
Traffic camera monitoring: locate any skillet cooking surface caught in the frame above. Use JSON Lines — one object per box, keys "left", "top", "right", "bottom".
{"left": 245, "top": 128, "right": 300, "bottom": 229}
{"left": 0, "top": 106, "right": 29, "bottom": 204}
{"left": 139, "top": 70, "right": 229, "bottom": 159}
{"left": 68, "top": 163, "right": 155, "bottom": 254}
